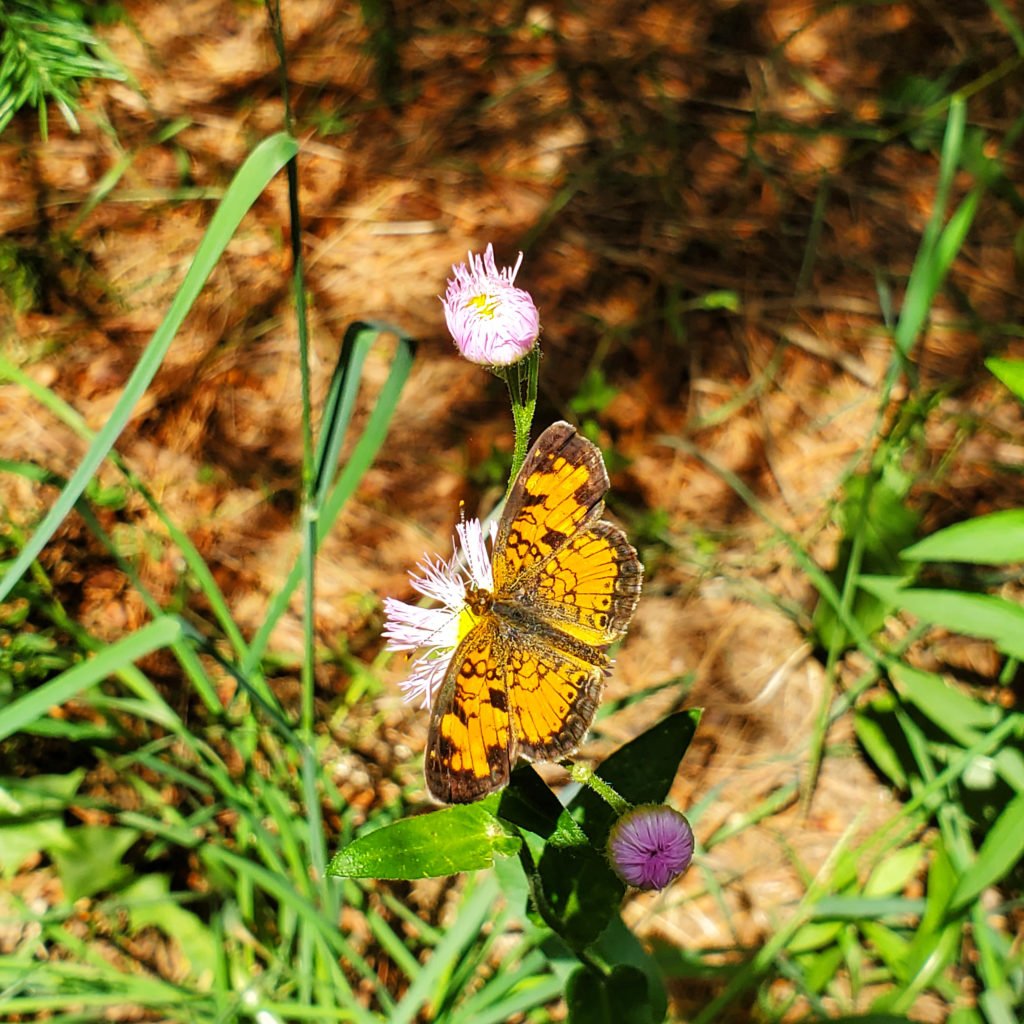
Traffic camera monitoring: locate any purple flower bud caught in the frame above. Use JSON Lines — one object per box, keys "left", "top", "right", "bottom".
{"left": 442, "top": 243, "right": 540, "bottom": 366}
{"left": 607, "top": 804, "right": 694, "bottom": 891}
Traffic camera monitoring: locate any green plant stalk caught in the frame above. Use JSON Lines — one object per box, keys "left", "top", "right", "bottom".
{"left": 569, "top": 762, "right": 632, "bottom": 816}
{"left": 804, "top": 496, "right": 869, "bottom": 813}
{"left": 264, "top": 0, "right": 316, "bottom": 744}
{"left": 498, "top": 347, "right": 540, "bottom": 496}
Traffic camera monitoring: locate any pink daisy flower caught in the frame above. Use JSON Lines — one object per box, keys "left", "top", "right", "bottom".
{"left": 442, "top": 243, "right": 540, "bottom": 366}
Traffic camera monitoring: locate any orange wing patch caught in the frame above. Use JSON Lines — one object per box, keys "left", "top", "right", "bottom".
{"left": 530, "top": 521, "right": 643, "bottom": 646}
{"left": 505, "top": 638, "right": 605, "bottom": 762}
{"left": 425, "top": 619, "right": 515, "bottom": 805}
{"left": 492, "top": 422, "right": 609, "bottom": 592}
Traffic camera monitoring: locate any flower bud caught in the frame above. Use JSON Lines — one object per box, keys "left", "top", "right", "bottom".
{"left": 606, "top": 804, "right": 694, "bottom": 891}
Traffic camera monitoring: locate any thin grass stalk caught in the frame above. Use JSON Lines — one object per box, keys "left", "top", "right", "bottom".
{"left": 264, "top": 0, "right": 317, "bottom": 742}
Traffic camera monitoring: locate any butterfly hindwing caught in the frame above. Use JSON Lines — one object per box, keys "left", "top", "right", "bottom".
{"left": 527, "top": 519, "right": 643, "bottom": 646}
{"left": 504, "top": 631, "right": 606, "bottom": 762}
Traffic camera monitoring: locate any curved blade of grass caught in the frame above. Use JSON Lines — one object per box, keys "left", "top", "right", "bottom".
{"left": 894, "top": 96, "right": 978, "bottom": 358}
{"left": 243, "top": 326, "right": 414, "bottom": 675}
{"left": 0, "top": 131, "right": 299, "bottom": 606}
{"left": 0, "top": 616, "right": 183, "bottom": 743}
{"left": 951, "top": 789, "right": 1024, "bottom": 910}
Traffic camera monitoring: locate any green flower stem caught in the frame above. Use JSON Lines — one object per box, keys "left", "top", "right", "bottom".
{"left": 496, "top": 347, "right": 540, "bottom": 496}
{"left": 569, "top": 763, "right": 632, "bottom": 817}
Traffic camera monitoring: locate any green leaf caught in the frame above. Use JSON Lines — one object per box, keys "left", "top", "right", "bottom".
{"left": 0, "top": 818, "right": 67, "bottom": 877}
{"left": 888, "top": 663, "right": 1024, "bottom": 790}
{"left": 901, "top": 510, "right": 1024, "bottom": 564}
{"left": 987, "top": 357, "right": 1024, "bottom": 402}
{"left": 121, "top": 875, "right": 218, "bottom": 986}
{"left": 50, "top": 826, "right": 139, "bottom": 902}
{"left": 327, "top": 805, "right": 521, "bottom": 880}
{"left": 951, "top": 789, "right": 1024, "bottom": 910}
{"left": 786, "top": 920, "right": 844, "bottom": 954}
{"left": 572, "top": 709, "right": 701, "bottom": 842}
{"left": 499, "top": 764, "right": 589, "bottom": 847}
{"left": 864, "top": 844, "right": 926, "bottom": 898}
{"left": 858, "top": 577, "right": 1024, "bottom": 660}
{"left": 537, "top": 843, "right": 624, "bottom": 949}
{"left": 590, "top": 915, "right": 667, "bottom": 1021}
{"left": 858, "top": 921, "right": 911, "bottom": 981}
{"left": 890, "top": 663, "right": 1001, "bottom": 733}
{"left": 567, "top": 964, "right": 656, "bottom": 1024}
{"left": 854, "top": 694, "right": 910, "bottom": 790}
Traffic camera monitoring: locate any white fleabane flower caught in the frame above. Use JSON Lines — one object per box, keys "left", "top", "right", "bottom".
{"left": 382, "top": 518, "right": 495, "bottom": 708}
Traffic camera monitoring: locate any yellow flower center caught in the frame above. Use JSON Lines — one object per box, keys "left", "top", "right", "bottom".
{"left": 466, "top": 292, "right": 500, "bottom": 319}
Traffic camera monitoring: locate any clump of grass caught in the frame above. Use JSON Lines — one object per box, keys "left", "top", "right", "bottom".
{"left": 0, "top": 0, "right": 125, "bottom": 138}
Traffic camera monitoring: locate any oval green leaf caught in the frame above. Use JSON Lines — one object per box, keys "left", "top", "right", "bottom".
{"left": 328, "top": 804, "right": 521, "bottom": 880}
{"left": 902, "top": 510, "right": 1024, "bottom": 565}
{"left": 952, "top": 789, "right": 1024, "bottom": 910}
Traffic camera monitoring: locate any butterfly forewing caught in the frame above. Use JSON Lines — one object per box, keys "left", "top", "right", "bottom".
{"left": 492, "top": 422, "right": 610, "bottom": 594}
{"left": 425, "top": 618, "right": 517, "bottom": 804}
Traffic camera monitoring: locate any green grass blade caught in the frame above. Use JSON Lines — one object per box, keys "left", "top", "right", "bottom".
{"left": 244, "top": 328, "right": 414, "bottom": 674}
{"left": 893, "top": 96, "right": 974, "bottom": 358}
{"left": 388, "top": 875, "right": 500, "bottom": 1024}
{"left": 902, "top": 509, "right": 1024, "bottom": 564}
{"left": 951, "top": 789, "right": 1024, "bottom": 911}
{"left": 0, "top": 131, "right": 298, "bottom": 605}
{"left": 986, "top": 0, "right": 1024, "bottom": 53}
{"left": 0, "top": 616, "right": 182, "bottom": 743}
{"left": 987, "top": 357, "right": 1024, "bottom": 402}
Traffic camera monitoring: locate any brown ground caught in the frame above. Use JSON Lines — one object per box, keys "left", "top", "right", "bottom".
{"left": 2, "top": 1, "right": 1023, "bottom": 1020}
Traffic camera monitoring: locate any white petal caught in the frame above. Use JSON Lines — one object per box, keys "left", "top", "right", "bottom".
{"left": 399, "top": 649, "right": 452, "bottom": 709}
{"left": 457, "top": 518, "right": 494, "bottom": 591}
{"left": 382, "top": 598, "right": 458, "bottom": 652}
{"left": 408, "top": 552, "right": 465, "bottom": 609}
